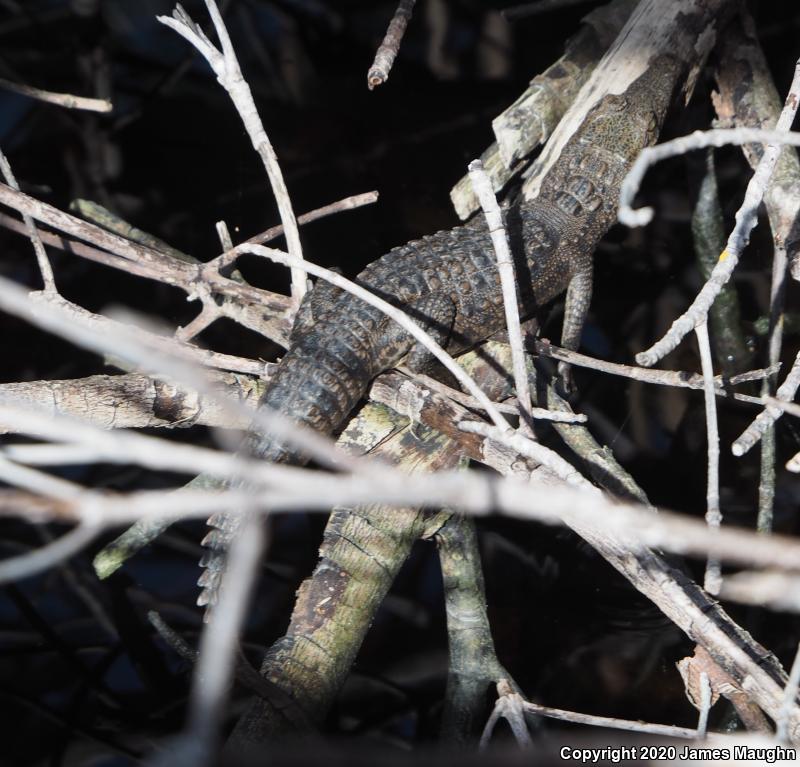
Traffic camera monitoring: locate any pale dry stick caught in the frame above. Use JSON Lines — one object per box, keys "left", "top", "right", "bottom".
{"left": 0, "top": 181, "right": 294, "bottom": 345}
{"left": 695, "top": 322, "right": 721, "bottom": 594}
{"left": 480, "top": 685, "right": 532, "bottom": 749}
{"left": 535, "top": 340, "right": 773, "bottom": 406}
{"left": 174, "top": 302, "right": 221, "bottom": 344}
{"left": 174, "top": 220, "right": 235, "bottom": 341}
{"left": 777, "top": 642, "right": 800, "bottom": 742}
{"left": 0, "top": 149, "right": 55, "bottom": 293}
{"left": 185, "top": 513, "right": 265, "bottom": 765}
{"left": 733, "top": 350, "right": 800, "bottom": 457}
{"left": 0, "top": 276, "right": 353, "bottom": 473}
{"left": 520, "top": 700, "right": 697, "bottom": 738}
{"left": 158, "top": 1, "right": 307, "bottom": 302}
{"left": 0, "top": 210, "right": 161, "bottom": 278}
{"left": 459, "top": 420, "right": 597, "bottom": 491}
{"left": 468, "top": 160, "right": 534, "bottom": 432}
{"left": 10, "top": 440, "right": 800, "bottom": 583}
{"left": 0, "top": 402, "right": 345, "bottom": 496}
{"left": 367, "top": 0, "right": 416, "bottom": 90}
{"left": 0, "top": 456, "right": 103, "bottom": 582}
{"left": 0, "top": 452, "right": 85, "bottom": 501}
{"left": 714, "top": 10, "right": 800, "bottom": 281}
{"left": 763, "top": 397, "right": 800, "bottom": 426}
{"left": 6, "top": 377, "right": 800, "bottom": 585}
{"left": 757, "top": 239, "right": 787, "bottom": 531}
{"left": 410, "top": 371, "right": 586, "bottom": 422}
{"left": 211, "top": 190, "right": 378, "bottom": 272}
{"left": 0, "top": 75, "right": 112, "bottom": 113}
{"left": 4, "top": 443, "right": 109, "bottom": 467}
{"left": 216, "top": 220, "right": 233, "bottom": 252}
{"left": 0, "top": 182, "right": 185, "bottom": 273}
{"left": 619, "top": 67, "right": 800, "bottom": 367}
{"left": 54, "top": 294, "right": 269, "bottom": 377}
{"left": 688, "top": 569, "right": 800, "bottom": 611}
{"left": 0, "top": 519, "right": 100, "bottom": 582}
{"left": 696, "top": 672, "right": 712, "bottom": 738}
{"left": 5, "top": 277, "right": 800, "bottom": 590}
{"left": 20, "top": 470, "right": 800, "bottom": 572}
{"left": 235, "top": 242, "right": 511, "bottom": 431}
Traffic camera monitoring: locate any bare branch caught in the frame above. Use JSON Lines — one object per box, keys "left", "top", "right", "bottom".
{"left": 695, "top": 322, "right": 721, "bottom": 594}
{"left": 733, "top": 350, "right": 800, "bottom": 457}
{"left": 0, "top": 75, "right": 112, "bottom": 113}
{"left": 468, "top": 160, "right": 533, "bottom": 430}
{"left": 367, "top": 0, "right": 416, "bottom": 90}
{"left": 159, "top": 1, "right": 307, "bottom": 302}
{"left": 618, "top": 61, "right": 800, "bottom": 367}
{"left": 0, "top": 149, "right": 55, "bottom": 293}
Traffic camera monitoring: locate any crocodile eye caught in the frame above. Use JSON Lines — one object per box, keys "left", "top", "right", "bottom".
{"left": 606, "top": 94, "right": 627, "bottom": 112}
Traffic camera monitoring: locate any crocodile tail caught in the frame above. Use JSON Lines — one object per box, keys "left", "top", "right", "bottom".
{"left": 196, "top": 322, "right": 381, "bottom": 620}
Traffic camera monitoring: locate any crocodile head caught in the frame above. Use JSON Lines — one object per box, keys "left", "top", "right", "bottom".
{"left": 579, "top": 54, "right": 682, "bottom": 164}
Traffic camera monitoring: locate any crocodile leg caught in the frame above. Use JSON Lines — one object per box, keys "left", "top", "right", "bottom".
{"left": 558, "top": 263, "right": 594, "bottom": 388}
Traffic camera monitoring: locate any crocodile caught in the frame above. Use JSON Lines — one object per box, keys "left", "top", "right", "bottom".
{"left": 197, "top": 54, "right": 684, "bottom": 611}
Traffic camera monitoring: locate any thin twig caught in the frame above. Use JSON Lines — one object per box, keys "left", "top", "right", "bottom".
{"left": 367, "top": 0, "right": 416, "bottom": 90}
{"left": 0, "top": 519, "right": 100, "bottom": 582}
{"left": 468, "top": 160, "right": 534, "bottom": 432}
{"left": 211, "top": 190, "right": 378, "bottom": 271}
{"left": 778, "top": 642, "right": 800, "bottom": 742}
{"left": 719, "top": 570, "right": 800, "bottom": 612}
{"left": 695, "top": 322, "right": 721, "bottom": 594}
{"left": 480, "top": 683, "right": 532, "bottom": 748}
{"left": 187, "top": 513, "right": 264, "bottom": 762}
{"left": 0, "top": 275, "right": 352, "bottom": 473}
{"left": 696, "top": 673, "right": 712, "bottom": 738}
{"left": 458, "top": 420, "right": 598, "bottom": 491}
{"left": 757, "top": 243, "right": 787, "bottom": 530}
{"left": 0, "top": 181, "right": 294, "bottom": 346}
{"left": 410, "top": 371, "right": 585, "bottom": 422}
{"left": 734, "top": 351, "right": 800, "bottom": 457}
{"left": 158, "top": 1, "right": 307, "bottom": 302}
{"left": 0, "top": 149, "right": 56, "bottom": 293}
{"left": 534, "top": 340, "right": 774, "bottom": 405}
{"left": 0, "top": 75, "right": 112, "bottom": 112}
{"left": 520, "top": 699, "right": 698, "bottom": 738}
{"left": 619, "top": 68, "right": 800, "bottom": 367}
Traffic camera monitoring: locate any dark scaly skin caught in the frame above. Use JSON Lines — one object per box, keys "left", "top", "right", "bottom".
{"left": 197, "top": 55, "right": 683, "bottom": 610}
